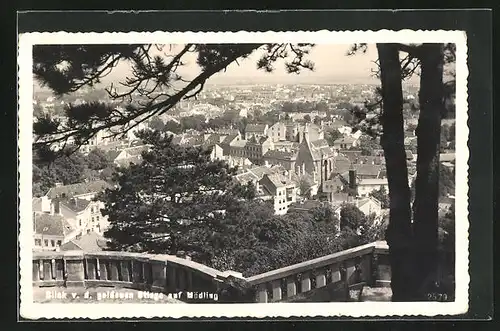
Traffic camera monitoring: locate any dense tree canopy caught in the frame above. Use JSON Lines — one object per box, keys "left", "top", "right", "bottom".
{"left": 98, "top": 129, "right": 256, "bottom": 255}
{"left": 33, "top": 147, "right": 116, "bottom": 196}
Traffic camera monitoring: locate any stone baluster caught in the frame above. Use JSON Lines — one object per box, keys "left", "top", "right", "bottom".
{"left": 340, "top": 262, "right": 349, "bottom": 301}
{"left": 55, "top": 259, "right": 65, "bottom": 281}
{"left": 109, "top": 260, "right": 120, "bottom": 281}
{"left": 271, "top": 279, "right": 282, "bottom": 301}
{"left": 151, "top": 261, "right": 167, "bottom": 291}
{"left": 85, "top": 258, "right": 97, "bottom": 280}
{"left": 300, "top": 272, "right": 311, "bottom": 293}
{"left": 316, "top": 270, "right": 327, "bottom": 288}
{"left": 120, "top": 260, "right": 131, "bottom": 282}
{"left": 256, "top": 283, "right": 268, "bottom": 303}
{"left": 51, "top": 259, "right": 56, "bottom": 280}
{"left": 167, "top": 264, "right": 177, "bottom": 292}
{"left": 32, "top": 260, "right": 39, "bottom": 282}
{"left": 43, "top": 260, "right": 52, "bottom": 280}
{"left": 131, "top": 260, "right": 143, "bottom": 284}
{"left": 371, "top": 252, "right": 379, "bottom": 286}
{"left": 177, "top": 267, "right": 186, "bottom": 291}
{"left": 143, "top": 262, "right": 153, "bottom": 285}
{"left": 286, "top": 276, "right": 297, "bottom": 298}
{"left": 98, "top": 259, "right": 108, "bottom": 280}
{"left": 38, "top": 260, "right": 44, "bottom": 280}
{"left": 331, "top": 264, "right": 342, "bottom": 283}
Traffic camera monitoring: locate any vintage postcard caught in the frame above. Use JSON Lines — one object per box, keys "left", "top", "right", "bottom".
{"left": 19, "top": 30, "right": 468, "bottom": 319}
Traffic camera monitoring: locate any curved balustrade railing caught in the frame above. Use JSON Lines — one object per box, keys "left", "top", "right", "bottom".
{"left": 32, "top": 251, "right": 234, "bottom": 297}
{"left": 32, "top": 241, "right": 390, "bottom": 303}
{"left": 246, "top": 241, "right": 390, "bottom": 302}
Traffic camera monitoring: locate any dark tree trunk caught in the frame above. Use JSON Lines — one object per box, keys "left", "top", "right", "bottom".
{"left": 376, "top": 44, "right": 416, "bottom": 301}
{"left": 413, "top": 44, "right": 445, "bottom": 299}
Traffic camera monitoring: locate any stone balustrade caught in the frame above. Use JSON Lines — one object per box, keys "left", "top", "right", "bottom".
{"left": 246, "top": 241, "right": 390, "bottom": 302}
{"left": 32, "top": 250, "right": 231, "bottom": 297}
{"left": 32, "top": 241, "right": 390, "bottom": 303}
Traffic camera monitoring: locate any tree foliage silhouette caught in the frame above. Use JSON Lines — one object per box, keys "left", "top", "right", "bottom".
{"left": 33, "top": 43, "right": 314, "bottom": 158}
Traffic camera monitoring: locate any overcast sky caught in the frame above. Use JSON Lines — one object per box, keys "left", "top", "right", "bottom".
{"left": 103, "top": 43, "right": 401, "bottom": 86}
{"left": 35, "top": 43, "right": 420, "bottom": 92}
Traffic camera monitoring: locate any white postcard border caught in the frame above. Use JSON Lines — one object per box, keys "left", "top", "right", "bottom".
{"left": 19, "top": 30, "right": 469, "bottom": 319}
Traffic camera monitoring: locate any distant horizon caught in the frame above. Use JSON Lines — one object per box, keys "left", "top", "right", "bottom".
{"left": 33, "top": 43, "right": 420, "bottom": 93}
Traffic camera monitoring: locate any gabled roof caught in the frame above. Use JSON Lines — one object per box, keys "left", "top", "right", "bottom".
{"left": 46, "top": 180, "right": 112, "bottom": 199}
{"left": 288, "top": 200, "right": 325, "bottom": 212}
{"left": 261, "top": 173, "right": 295, "bottom": 189}
{"left": 204, "top": 133, "right": 224, "bottom": 145}
{"left": 60, "top": 232, "right": 108, "bottom": 252}
{"left": 333, "top": 136, "right": 357, "bottom": 145}
{"left": 332, "top": 156, "right": 352, "bottom": 174}
{"left": 60, "top": 197, "right": 91, "bottom": 213}
{"left": 221, "top": 133, "right": 240, "bottom": 145}
{"left": 246, "top": 124, "right": 268, "bottom": 133}
{"left": 358, "top": 196, "right": 381, "bottom": 208}
{"left": 231, "top": 140, "right": 247, "bottom": 148}
{"left": 354, "top": 164, "right": 382, "bottom": 177}
{"left": 263, "top": 149, "right": 298, "bottom": 160}
{"left": 106, "top": 150, "right": 121, "bottom": 161}
{"left": 310, "top": 139, "right": 330, "bottom": 149}
{"left": 235, "top": 171, "right": 259, "bottom": 184}
{"left": 34, "top": 213, "right": 74, "bottom": 237}
{"left": 248, "top": 166, "right": 274, "bottom": 178}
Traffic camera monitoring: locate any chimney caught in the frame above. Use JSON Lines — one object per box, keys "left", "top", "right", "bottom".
{"left": 51, "top": 196, "right": 61, "bottom": 215}
{"left": 349, "top": 168, "right": 357, "bottom": 190}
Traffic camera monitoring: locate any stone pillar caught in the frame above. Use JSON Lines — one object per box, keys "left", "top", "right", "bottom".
{"left": 256, "top": 284, "right": 268, "bottom": 303}
{"left": 316, "top": 272, "right": 327, "bottom": 288}
{"left": 286, "top": 277, "right": 297, "bottom": 298}
{"left": 151, "top": 261, "right": 167, "bottom": 291}
{"left": 64, "top": 252, "right": 85, "bottom": 287}
{"left": 301, "top": 272, "right": 311, "bottom": 292}
{"left": 271, "top": 280, "right": 282, "bottom": 301}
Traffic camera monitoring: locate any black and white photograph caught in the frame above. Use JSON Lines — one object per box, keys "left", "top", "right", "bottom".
{"left": 18, "top": 29, "right": 469, "bottom": 319}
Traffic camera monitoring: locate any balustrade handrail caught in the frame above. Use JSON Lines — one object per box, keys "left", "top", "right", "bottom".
{"left": 32, "top": 250, "right": 228, "bottom": 280}
{"left": 32, "top": 241, "right": 391, "bottom": 303}
{"left": 246, "top": 241, "right": 389, "bottom": 286}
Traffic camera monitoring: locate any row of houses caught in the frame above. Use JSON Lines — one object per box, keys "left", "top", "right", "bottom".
{"left": 32, "top": 180, "right": 112, "bottom": 252}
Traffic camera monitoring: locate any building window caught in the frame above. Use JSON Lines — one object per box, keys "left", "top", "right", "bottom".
{"left": 91, "top": 207, "right": 94, "bottom": 213}
{"left": 35, "top": 239, "right": 41, "bottom": 246}
{"left": 44, "top": 239, "right": 48, "bottom": 247}
{"left": 79, "top": 219, "right": 82, "bottom": 227}
{"left": 57, "top": 240, "right": 62, "bottom": 246}
{"left": 92, "top": 217, "right": 95, "bottom": 223}
{"left": 87, "top": 229, "right": 91, "bottom": 234}
{"left": 96, "top": 216, "right": 100, "bottom": 222}
{"left": 50, "top": 240, "right": 55, "bottom": 247}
